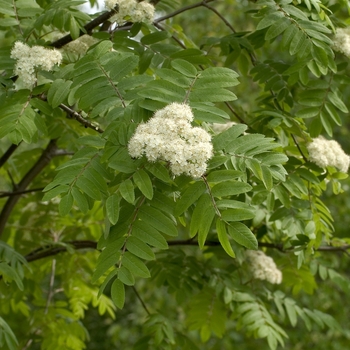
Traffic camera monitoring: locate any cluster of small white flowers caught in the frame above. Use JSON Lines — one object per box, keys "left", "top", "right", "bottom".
{"left": 245, "top": 250, "right": 282, "bottom": 284}
{"left": 64, "top": 35, "right": 97, "bottom": 55}
{"left": 105, "top": 0, "right": 154, "bottom": 25}
{"left": 211, "top": 121, "right": 236, "bottom": 133}
{"left": 307, "top": 137, "right": 350, "bottom": 173}
{"left": 128, "top": 103, "right": 213, "bottom": 178}
{"left": 11, "top": 42, "right": 62, "bottom": 89}
{"left": 332, "top": 27, "right": 350, "bottom": 58}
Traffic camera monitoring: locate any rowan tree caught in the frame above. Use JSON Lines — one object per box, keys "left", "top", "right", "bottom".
{"left": 1, "top": 0, "right": 350, "bottom": 349}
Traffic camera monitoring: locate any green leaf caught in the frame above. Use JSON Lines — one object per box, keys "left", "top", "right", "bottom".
{"left": 59, "top": 192, "right": 74, "bottom": 216}
{"left": 211, "top": 180, "right": 252, "bottom": 197}
{"left": 111, "top": 279, "right": 125, "bottom": 309}
{"left": 262, "top": 165, "right": 273, "bottom": 190}
{"left": 106, "top": 194, "right": 121, "bottom": 225}
{"left": 296, "top": 107, "right": 320, "bottom": 119}
{"left": 76, "top": 176, "right": 101, "bottom": 200}
{"left": 227, "top": 222, "right": 258, "bottom": 249}
{"left": 265, "top": 18, "right": 290, "bottom": 40}
{"left": 206, "top": 170, "right": 243, "bottom": 183}
{"left": 0, "top": 316, "right": 18, "bottom": 350}
{"left": 221, "top": 208, "right": 255, "bottom": 221}
{"left": 289, "top": 30, "right": 305, "bottom": 55}
{"left": 133, "top": 221, "right": 168, "bottom": 249}
{"left": 145, "top": 163, "right": 172, "bottom": 183}
{"left": 198, "top": 204, "right": 216, "bottom": 249}
{"left": 141, "top": 31, "right": 170, "bottom": 45}
{"left": 190, "top": 193, "right": 212, "bottom": 238}
{"left": 47, "top": 79, "right": 72, "bottom": 108}
{"left": 328, "top": 91, "right": 348, "bottom": 113}
{"left": 216, "top": 220, "right": 235, "bottom": 258}
{"left": 0, "top": 263, "right": 24, "bottom": 291}
{"left": 118, "top": 266, "right": 135, "bottom": 286}
{"left": 133, "top": 169, "right": 153, "bottom": 200}
{"left": 127, "top": 236, "right": 155, "bottom": 260}
{"left": 138, "top": 206, "right": 178, "bottom": 237}
{"left": 71, "top": 187, "right": 89, "bottom": 213}
{"left": 138, "top": 79, "right": 186, "bottom": 103}
{"left": 174, "top": 181, "right": 206, "bottom": 216}
{"left": 285, "top": 299, "right": 297, "bottom": 327}
{"left": 119, "top": 179, "right": 135, "bottom": 204}
{"left": 171, "top": 59, "right": 197, "bottom": 77}
{"left": 212, "top": 124, "right": 247, "bottom": 151}
{"left": 190, "top": 88, "right": 237, "bottom": 102}
{"left": 42, "top": 185, "right": 69, "bottom": 201}
{"left": 92, "top": 242, "right": 123, "bottom": 283}
{"left": 122, "top": 252, "right": 150, "bottom": 278}
{"left": 256, "top": 13, "right": 284, "bottom": 30}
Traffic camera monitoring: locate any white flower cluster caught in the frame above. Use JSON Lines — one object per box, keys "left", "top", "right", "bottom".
{"left": 332, "top": 27, "right": 350, "bottom": 58}
{"left": 245, "top": 250, "right": 282, "bottom": 284}
{"left": 105, "top": 0, "right": 154, "bottom": 25}
{"left": 11, "top": 42, "right": 62, "bottom": 90}
{"left": 128, "top": 103, "right": 213, "bottom": 178}
{"left": 307, "top": 137, "right": 350, "bottom": 173}
{"left": 64, "top": 35, "right": 97, "bottom": 56}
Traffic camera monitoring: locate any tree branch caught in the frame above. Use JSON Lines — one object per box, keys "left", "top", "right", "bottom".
{"left": 0, "top": 188, "right": 44, "bottom": 199}
{"left": 20, "top": 239, "right": 350, "bottom": 265}
{"left": 202, "top": 2, "right": 236, "bottom": 33}
{"left": 25, "top": 240, "right": 98, "bottom": 263}
{"left": 154, "top": 0, "right": 216, "bottom": 23}
{"left": 0, "top": 143, "right": 20, "bottom": 168}
{"left": 59, "top": 103, "right": 104, "bottom": 133}
{"left": 0, "top": 140, "right": 58, "bottom": 237}
{"left": 49, "top": 7, "right": 119, "bottom": 48}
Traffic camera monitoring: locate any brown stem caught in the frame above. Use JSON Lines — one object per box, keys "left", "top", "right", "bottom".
{"left": 0, "top": 188, "right": 44, "bottom": 198}
{"left": 25, "top": 240, "right": 98, "bottom": 263}
{"left": 59, "top": 103, "right": 104, "bottom": 133}
{"left": 49, "top": 7, "right": 120, "bottom": 48}
{"left": 19, "top": 240, "right": 350, "bottom": 265}
{"left": 202, "top": 3, "right": 236, "bottom": 33}
{"left": 0, "top": 144, "right": 20, "bottom": 168}
{"left": 155, "top": 0, "right": 216, "bottom": 23}
{"left": 0, "top": 140, "right": 58, "bottom": 237}
{"left": 132, "top": 286, "right": 151, "bottom": 315}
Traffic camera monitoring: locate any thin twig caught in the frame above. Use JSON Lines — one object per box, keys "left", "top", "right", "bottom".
{"left": 225, "top": 102, "right": 246, "bottom": 124}
{"left": 202, "top": 175, "right": 221, "bottom": 217}
{"left": 154, "top": 0, "right": 216, "bottom": 24}
{"left": 153, "top": 22, "right": 186, "bottom": 49}
{"left": 44, "top": 258, "right": 56, "bottom": 314}
{"left": 202, "top": 3, "right": 236, "bottom": 33}
{"left": 291, "top": 133, "right": 308, "bottom": 162}
{"left": 12, "top": 0, "right": 24, "bottom": 36}
{"left": 132, "top": 286, "right": 151, "bottom": 315}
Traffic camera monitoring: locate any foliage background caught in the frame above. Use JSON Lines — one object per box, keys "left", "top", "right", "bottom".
{"left": 1, "top": 0, "right": 350, "bottom": 349}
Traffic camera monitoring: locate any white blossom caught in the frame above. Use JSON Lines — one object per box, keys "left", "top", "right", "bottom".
{"left": 128, "top": 103, "right": 213, "bottom": 178}
{"left": 64, "top": 35, "right": 97, "bottom": 55}
{"left": 307, "top": 137, "right": 350, "bottom": 173}
{"left": 105, "top": 0, "right": 154, "bottom": 25}
{"left": 332, "top": 27, "right": 350, "bottom": 58}
{"left": 245, "top": 250, "right": 282, "bottom": 284}
{"left": 11, "top": 42, "right": 62, "bottom": 90}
